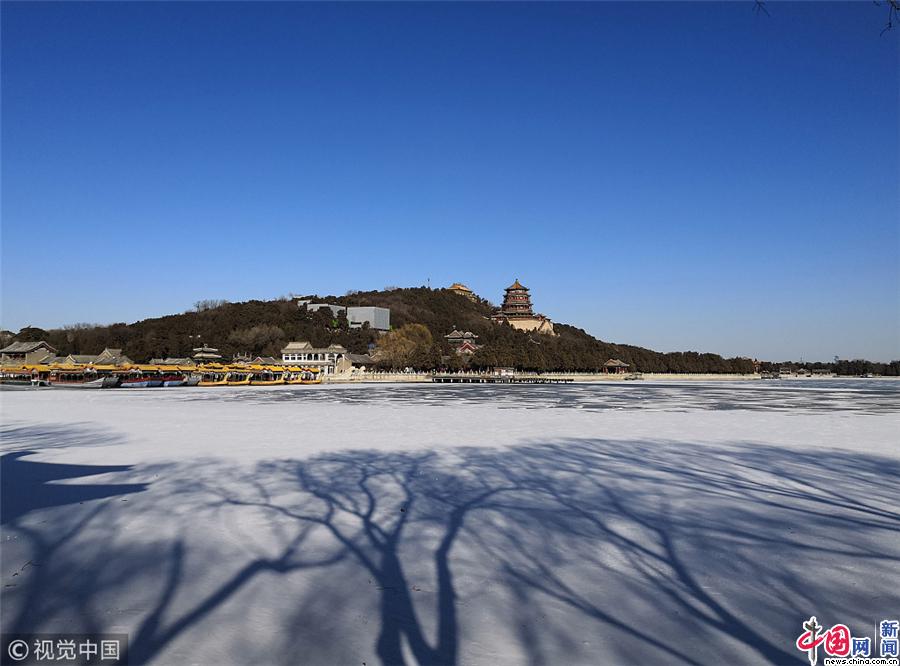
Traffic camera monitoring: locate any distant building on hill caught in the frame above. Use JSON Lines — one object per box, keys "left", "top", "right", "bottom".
{"left": 448, "top": 283, "right": 477, "bottom": 302}
{"left": 94, "top": 348, "right": 134, "bottom": 366}
{"left": 346, "top": 306, "right": 390, "bottom": 331}
{"left": 298, "top": 300, "right": 391, "bottom": 331}
{"left": 0, "top": 340, "right": 57, "bottom": 365}
{"left": 150, "top": 357, "right": 195, "bottom": 366}
{"left": 444, "top": 330, "right": 482, "bottom": 355}
{"left": 192, "top": 345, "right": 223, "bottom": 364}
{"left": 307, "top": 303, "right": 346, "bottom": 317}
{"left": 490, "top": 279, "right": 555, "bottom": 335}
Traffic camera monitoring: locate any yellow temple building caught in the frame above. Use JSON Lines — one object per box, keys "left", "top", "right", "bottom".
{"left": 448, "top": 282, "right": 477, "bottom": 302}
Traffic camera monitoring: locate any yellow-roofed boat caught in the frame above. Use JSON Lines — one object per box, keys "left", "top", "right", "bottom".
{"left": 226, "top": 367, "right": 251, "bottom": 386}
{"left": 0, "top": 365, "right": 45, "bottom": 388}
{"left": 48, "top": 365, "right": 119, "bottom": 388}
{"left": 197, "top": 365, "right": 228, "bottom": 386}
{"left": 283, "top": 366, "right": 305, "bottom": 385}
{"left": 250, "top": 365, "right": 285, "bottom": 386}
{"left": 301, "top": 367, "right": 322, "bottom": 384}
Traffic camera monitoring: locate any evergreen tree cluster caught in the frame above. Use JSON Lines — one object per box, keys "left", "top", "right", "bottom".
{"left": 758, "top": 359, "right": 900, "bottom": 377}
{"left": 10, "top": 300, "right": 379, "bottom": 363}
{"left": 6, "top": 286, "right": 893, "bottom": 373}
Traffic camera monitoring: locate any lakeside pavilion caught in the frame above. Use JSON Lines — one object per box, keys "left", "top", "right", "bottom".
{"left": 603, "top": 359, "right": 630, "bottom": 374}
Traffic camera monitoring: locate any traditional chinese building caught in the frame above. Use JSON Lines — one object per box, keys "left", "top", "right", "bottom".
{"left": 0, "top": 340, "right": 57, "bottom": 366}
{"left": 64, "top": 349, "right": 134, "bottom": 366}
{"left": 192, "top": 345, "right": 223, "bottom": 364}
{"left": 448, "top": 283, "right": 477, "bottom": 302}
{"left": 603, "top": 359, "right": 630, "bottom": 374}
{"left": 281, "top": 341, "right": 348, "bottom": 375}
{"left": 490, "top": 279, "right": 555, "bottom": 335}
{"left": 444, "top": 330, "right": 482, "bottom": 355}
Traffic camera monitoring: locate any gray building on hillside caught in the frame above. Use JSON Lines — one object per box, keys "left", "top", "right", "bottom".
{"left": 307, "top": 303, "right": 347, "bottom": 317}
{"left": 298, "top": 300, "right": 390, "bottom": 331}
{"left": 347, "top": 306, "right": 390, "bottom": 331}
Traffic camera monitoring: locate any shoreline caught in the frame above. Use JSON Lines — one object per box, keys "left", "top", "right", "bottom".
{"left": 323, "top": 372, "right": 897, "bottom": 384}
{"left": 325, "top": 373, "right": 761, "bottom": 384}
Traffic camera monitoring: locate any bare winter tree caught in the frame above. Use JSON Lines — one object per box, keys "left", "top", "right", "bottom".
{"left": 193, "top": 299, "right": 229, "bottom": 312}
{"left": 754, "top": 0, "right": 900, "bottom": 35}
{"left": 875, "top": 0, "right": 900, "bottom": 34}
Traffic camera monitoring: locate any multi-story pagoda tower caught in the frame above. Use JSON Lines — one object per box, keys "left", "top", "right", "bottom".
{"left": 499, "top": 279, "right": 534, "bottom": 317}
{"left": 491, "top": 279, "right": 555, "bottom": 335}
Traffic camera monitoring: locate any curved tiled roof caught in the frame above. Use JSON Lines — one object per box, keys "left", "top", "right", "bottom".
{"left": 67, "top": 355, "right": 100, "bottom": 364}
{"left": 0, "top": 340, "right": 57, "bottom": 354}
{"left": 192, "top": 345, "right": 220, "bottom": 353}
{"left": 506, "top": 279, "right": 527, "bottom": 291}
{"left": 282, "top": 341, "right": 312, "bottom": 351}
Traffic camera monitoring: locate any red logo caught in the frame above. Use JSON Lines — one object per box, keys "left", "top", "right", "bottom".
{"left": 824, "top": 624, "right": 851, "bottom": 657}
{"left": 796, "top": 617, "right": 855, "bottom": 665}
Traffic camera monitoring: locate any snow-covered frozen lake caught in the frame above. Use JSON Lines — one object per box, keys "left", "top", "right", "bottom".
{"left": 2, "top": 380, "right": 898, "bottom": 665}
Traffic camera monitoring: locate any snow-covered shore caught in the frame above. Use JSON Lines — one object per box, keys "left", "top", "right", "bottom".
{"left": 1, "top": 381, "right": 898, "bottom": 665}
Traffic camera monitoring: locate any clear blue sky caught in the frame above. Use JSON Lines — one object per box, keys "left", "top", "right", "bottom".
{"left": 2, "top": 2, "right": 897, "bottom": 361}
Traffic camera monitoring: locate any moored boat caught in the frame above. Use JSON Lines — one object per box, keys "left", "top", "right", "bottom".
{"left": 160, "top": 375, "right": 186, "bottom": 387}
{"left": 0, "top": 366, "right": 46, "bottom": 388}
{"left": 195, "top": 363, "right": 229, "bottom": 386}
{"left": 152, "top": 365, "right": 190, "bottom": 387}
{"left": 119, "top": 367, "right": 154, "bottom": 388}
{"left": 120, "top": 376, "right": 151, "bottom": 388}
{"left": 282, "top": 366, "right": 320, "bottom": 384}
{"left": 226, "top": 368, "right": 251, "bottom": 386}
{"left": 250, "top": 366, "right": 285, "bottom": 386}
{"left": 48, "top": 366, "right": 110, "bottom": 388}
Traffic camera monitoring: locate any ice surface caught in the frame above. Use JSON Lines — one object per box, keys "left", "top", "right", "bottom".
{"left": 1, "top": 381, "right": 898, "bottom": 665}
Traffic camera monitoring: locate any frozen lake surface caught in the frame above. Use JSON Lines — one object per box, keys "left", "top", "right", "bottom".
{"left": 1, "top": 380, "right": 898, "bottom": 665}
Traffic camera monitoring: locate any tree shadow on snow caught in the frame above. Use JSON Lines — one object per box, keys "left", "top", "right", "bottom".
{"left": 2, "top": 432, "right": 899, "bottom": 665}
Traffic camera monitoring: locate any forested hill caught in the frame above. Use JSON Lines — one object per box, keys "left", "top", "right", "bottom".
{"left": 6, "top": 287, "right": 756, "bottom": 373}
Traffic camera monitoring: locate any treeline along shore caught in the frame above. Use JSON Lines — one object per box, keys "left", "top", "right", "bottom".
{"left": 2, "top": 287, "right": 896, "bottom": 375}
